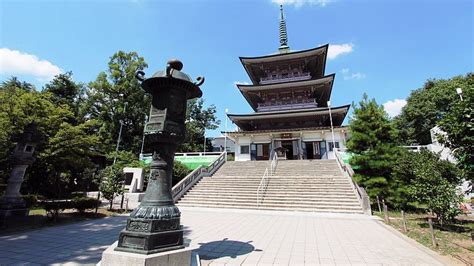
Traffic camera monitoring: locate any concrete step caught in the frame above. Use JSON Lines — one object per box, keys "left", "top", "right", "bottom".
{"left": 195, "top": 183, "right": 353, "bottom": 189}
{"left": 177, "top": 203, "right": 363, "bottom": 214}
{"left": 178, "top": 159, "right": 363, "bottom": 214}
{"left": 189, "top": 187, "right": 356, "bottom": 193}
{"left": 181, "top": 195, "right": 360, "bottom": 204}
{"left": 178, "top": 201, "right": 362, "bottom": 212}
{"left": 185, "top": 190, "right": 358, "bottom": 198}
{"left": 200, "top": 179, "right": 350, "bottom": 184}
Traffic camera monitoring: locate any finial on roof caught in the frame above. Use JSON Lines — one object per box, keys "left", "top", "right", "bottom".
{"left": 279, "top": 4, "right": 290, "bottom": 53}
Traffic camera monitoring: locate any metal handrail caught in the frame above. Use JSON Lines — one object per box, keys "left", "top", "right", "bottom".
{"left": 270, "top": 151, "right": 278, "bottom": 176}
{"left": 257, "top": 168, "right": 269, "bottom": 208}
{"left": 172, "top": 151, "right": 226, "bottom": 202}
{"left": 257, "top": 151, "right": 278, "bottom": 207}
{"left": 333, "top": 149, "right": 371, "bottom": 215}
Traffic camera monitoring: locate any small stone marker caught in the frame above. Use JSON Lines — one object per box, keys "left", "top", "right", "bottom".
{"left": 383, "top": 204, "right": 389, "bottom": 223}
{"left": 428, "top": 217, "right": 437, "bottom": 247}
{"left": 401, "top": 210, "right": 408, "bottom": 233}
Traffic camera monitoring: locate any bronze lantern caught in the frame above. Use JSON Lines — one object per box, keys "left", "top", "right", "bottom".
{"left": 115, "top": 59, "right": 204, "bottom": 254}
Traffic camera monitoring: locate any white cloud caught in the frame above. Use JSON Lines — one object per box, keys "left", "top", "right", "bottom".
{"left": 234, "top": 81, "right": 250, "bottom": 85}
{"left": 0, "top": 48, "right": 62, "bottom": 80}
{"left": 327, "top": 44, "right": 353, "bottom": 60}
{"left": 383, "top": 99, "right": 407, "bottom": 118}
{"left": 341, "top": 68, "right": 365, "bottom": 80}
{"left": 271, "top": 0, "right": 333, "bottom": 8}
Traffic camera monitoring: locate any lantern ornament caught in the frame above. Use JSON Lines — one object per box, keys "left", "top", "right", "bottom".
{"left": 115, "top": 59, "right": 203, "bottom": 254}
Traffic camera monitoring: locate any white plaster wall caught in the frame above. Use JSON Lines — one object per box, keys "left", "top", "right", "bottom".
{"left": 302, "top": 132, "right": 323, "bottom": 141}
{"left": 253, "top": 135, "right": 271, "bottom": 143}
{"left": 232, "top": 129, "right": 348, "bottom": 161}
{"left": 235, "top": 136, "right": 251, "bottom": 161}
{"left": 123, "top": 167, "right": 144, "bottom": 192}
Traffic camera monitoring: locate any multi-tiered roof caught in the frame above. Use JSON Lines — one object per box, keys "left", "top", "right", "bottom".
{"left": 228, "top": 6, "right": 349, "bottom": 132}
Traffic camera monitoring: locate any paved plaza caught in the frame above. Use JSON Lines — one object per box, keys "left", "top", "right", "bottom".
{"left": 0, "top": 207, "right": 445, "bottom": 265}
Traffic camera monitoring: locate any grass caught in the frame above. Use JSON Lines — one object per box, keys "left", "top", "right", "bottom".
{"left": 376, "top": 210, "right": 474, "bottom": 264}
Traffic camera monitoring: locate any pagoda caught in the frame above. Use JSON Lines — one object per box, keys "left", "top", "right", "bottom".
{"left": 227, "top": 5, "right": 350, "bottom": 161}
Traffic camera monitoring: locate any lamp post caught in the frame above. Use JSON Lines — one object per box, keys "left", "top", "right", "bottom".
{"left": 224, "top": 108, "right": 228, "bottom": 160}
{"left": 114, "top": 59, "right": 204, "bottom": 254}
{"left": 327, "top": 101, "right": 336, "bottom": 156}
{"left": 203, "top": 130, "right": 206, "bottom": 156}
{"left": 456, "top": 87, "right": 463, "bottom": 101}
{"left": 113, "top": 100, "right": 128, "bottom": 165}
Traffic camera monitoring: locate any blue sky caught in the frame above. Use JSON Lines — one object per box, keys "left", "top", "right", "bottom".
{"left": 0, "top": 0, "right": 472, "bottom": 137}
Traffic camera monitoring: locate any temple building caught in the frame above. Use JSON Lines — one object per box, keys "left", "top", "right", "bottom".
{"left": 227, "top": 6, "right": 350, "bottom": 161}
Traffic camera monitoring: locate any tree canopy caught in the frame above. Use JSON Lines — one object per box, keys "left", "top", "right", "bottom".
{"left": 0, "top": 50, "right": 219, "bottom": 199}
{"left": 394, "top": 73, "right": 473, "bottom": 145}
{"left": 346, "top": 94, "right": 402, "bottom": 206}
{"left": 85, "top": 51, "right": 149, "bottom": 155}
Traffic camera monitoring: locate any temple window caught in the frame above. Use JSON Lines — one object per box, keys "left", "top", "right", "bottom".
{"left": 328, "top": 142, "right": 340, "bottom": 151}
{"left": 240, "top": 145, "right": 250, "bottom": 154}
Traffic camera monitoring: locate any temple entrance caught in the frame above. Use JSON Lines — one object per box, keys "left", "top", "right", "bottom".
{"left": 281, "top": 140, "right": 299, "bottom": 160}
{"left": 304, "top": 141, "right": 327, "bottom": 159}
{"left": 256, "top": 143, "right": 270, "bottom": 160}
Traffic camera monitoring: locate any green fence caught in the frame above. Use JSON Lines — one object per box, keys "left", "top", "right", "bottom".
{"left": 141, "top": 152, "right": 221, "bottom": 170}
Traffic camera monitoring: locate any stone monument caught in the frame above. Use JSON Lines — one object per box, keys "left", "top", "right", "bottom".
{"left": 0, "top": 123, "right": 39, "bottom": 221}
{"left": 101, "top": 59, "right": 204, "bottom": 265}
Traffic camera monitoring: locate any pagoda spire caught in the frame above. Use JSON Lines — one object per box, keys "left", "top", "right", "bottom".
{"left": 278, "top": 5, "right": 290, "bottom": 53}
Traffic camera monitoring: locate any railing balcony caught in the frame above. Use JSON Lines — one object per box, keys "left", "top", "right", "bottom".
{"left": 260, "top": 72, "right": 311, "bottom": 85}
{"left": 257, "top": 99, "right": 317, "bottom": 112}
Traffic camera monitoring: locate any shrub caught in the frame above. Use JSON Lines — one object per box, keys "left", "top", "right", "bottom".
{"left": 394, "top": 149, "right": 462, "bottom": 224}
{"left": 71, "top": 191, "right": 86, "bottom": 198}
{"left": 21, "top": 194, "right": 38, "bottom": 208}
{"left": 71, "top": 197, "right": 100, "bottom": 213}
{"left": 42, "top": 200, "right": 72, "bottom": 219}
{"left": 172, "top": 161, "right": 191, "bottom": 186}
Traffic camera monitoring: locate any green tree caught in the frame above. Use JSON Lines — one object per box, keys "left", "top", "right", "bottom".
{"left": 346, "top": 94, "right": 402, "bottom": 206}
{"left": 394, "top": 150, "right": 462, "bottom": 223}
{"left": 43, "top": 72, "right": 86, "bottom": 121}
{"left": 178, "top": 99, "right": 220, "bottom": 152}
{"left": 394, "top": 73, "right": 474, "bottom": 145}
{"left": 85, "top": 51, "right": 149, "bottom": 155}
{"left": 0, "top": 79, "right": 74, "bottom": 183}
{"left": 98, "top": 164, "right": 125, "bottom": 210}
{"left": 37, "top": 120, "right": 101, "bottom": 198}
{"left": 438, "top": 85, "right": 473, "bottom": 190}
{"left": 0, "top": 76, "right": 102, "bottom": 198}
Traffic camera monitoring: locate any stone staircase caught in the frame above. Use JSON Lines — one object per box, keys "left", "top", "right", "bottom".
{"left": 177, "top": 160, "right": 364, "bottom": 214}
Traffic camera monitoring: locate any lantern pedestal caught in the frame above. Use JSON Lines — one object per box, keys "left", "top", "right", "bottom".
{"left": 100, "top": 241, "right": 195, "bottom": 266}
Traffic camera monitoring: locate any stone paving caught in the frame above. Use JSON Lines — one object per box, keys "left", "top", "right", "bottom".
{"left": 0, "top": 207, "right": 444, "bottom": 265}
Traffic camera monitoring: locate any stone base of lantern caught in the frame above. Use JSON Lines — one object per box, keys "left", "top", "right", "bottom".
{"left": 0, "top": 197, "right": 29, "bottom": 227}
{"left": 100, "top": 241, "right": 194, "bottom": 266}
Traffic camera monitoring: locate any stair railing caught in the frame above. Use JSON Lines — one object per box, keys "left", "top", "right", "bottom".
{"left": 257, "top": 151, "right": 278, "bottom": 207}
{"left": 333, "top": 149, "right": 372, "bottom": 215}
{"left": 172, "top": 151, "right": 226, "bottom": 202}
{"left": 269, "top": 150, "right": 278, "bottom": 176}
{"left": 257, "top": 168, "right": 269, "bottom": 208}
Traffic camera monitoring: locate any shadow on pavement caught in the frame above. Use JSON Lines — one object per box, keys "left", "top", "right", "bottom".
{"left": 0, "top": 216, "right": 128, "bottom": 265}
{"left": 196, "top": 238, "right": 257, "bottom": 260}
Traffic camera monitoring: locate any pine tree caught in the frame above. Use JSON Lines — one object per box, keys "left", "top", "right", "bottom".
{"left": 346, "top": 94, "right": 402, "bottom": 206}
